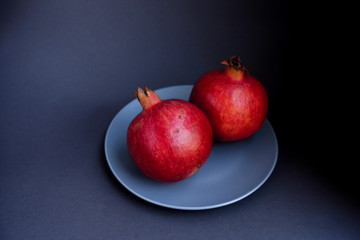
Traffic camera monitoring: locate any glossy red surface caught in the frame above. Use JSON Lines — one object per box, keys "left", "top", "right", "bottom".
{"left": 127, "top": 91, "right": 212, "bottom": 182}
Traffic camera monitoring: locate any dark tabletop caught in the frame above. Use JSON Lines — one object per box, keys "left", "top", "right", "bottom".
{"left": 1, "top": 0, "right": 358, "bottom": 239}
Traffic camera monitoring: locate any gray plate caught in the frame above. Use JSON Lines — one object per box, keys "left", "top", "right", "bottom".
{"left": 104, "top": 85, "right": 278, "bottom": 210}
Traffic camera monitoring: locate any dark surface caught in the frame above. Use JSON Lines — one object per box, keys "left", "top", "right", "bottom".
{"left": 1, "top": 0, "right": 358, "bottom": 239}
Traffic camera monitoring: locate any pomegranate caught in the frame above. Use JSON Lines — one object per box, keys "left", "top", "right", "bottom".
{"left": 190, "top": 56, "right": 268, "bottom": 141}
{"left": 127, "top": 87, "right": 213, "bottom": 182}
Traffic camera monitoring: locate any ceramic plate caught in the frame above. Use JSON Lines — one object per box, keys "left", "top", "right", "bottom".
{"left": 104, "top": 85, "right": 278, "bottom": 210}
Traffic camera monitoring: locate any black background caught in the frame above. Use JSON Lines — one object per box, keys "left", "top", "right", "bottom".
{"left": 1, "top": 0, "right": 358, "bottom": 239}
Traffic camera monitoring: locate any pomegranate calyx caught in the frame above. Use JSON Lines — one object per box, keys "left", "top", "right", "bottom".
{"left": 221, "top": 56, "right": 248, "bottom": 81}
{"left": 133, "top": 86, "right": 162, "bottom": 110}
{"left": 221, "top": 56, "right": 248, "bottom": 72}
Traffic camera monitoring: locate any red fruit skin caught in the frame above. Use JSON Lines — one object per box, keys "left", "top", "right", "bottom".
{"left": 190, "top": 68, "right": 268, "bottom": 142}
{"left": 127, "top": 98, "right": 213, "bottom": 182}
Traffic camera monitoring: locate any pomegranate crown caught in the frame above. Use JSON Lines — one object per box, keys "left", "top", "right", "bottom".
{"left": 133, "top": 86, "right": 151, "bottom": 100}
{"left": 133, "top": 86, "right": 162, "bottom": 110}
{"left": 221, "top": 56, "right": 248, "bottom": 73}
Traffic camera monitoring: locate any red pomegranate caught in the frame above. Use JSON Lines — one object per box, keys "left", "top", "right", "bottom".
{"left": 127, "top": 87, "right": 213, "bottom": 182}
{"left": 190, "top": 56, "right": 268, "bottom": 142}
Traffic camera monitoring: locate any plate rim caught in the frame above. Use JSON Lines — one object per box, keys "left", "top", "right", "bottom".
{"left": 104, "top": 84, "right": 278, "bottom": 210}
